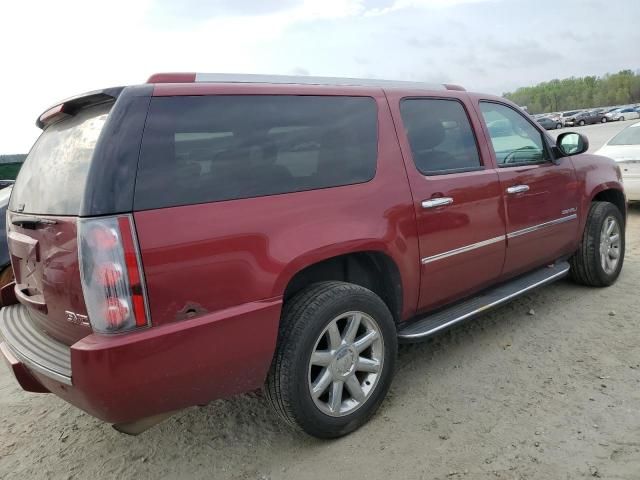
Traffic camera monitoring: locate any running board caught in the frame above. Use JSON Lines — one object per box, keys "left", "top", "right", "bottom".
{"left": 397, "top": 261, "right": 570, "bottom": 342}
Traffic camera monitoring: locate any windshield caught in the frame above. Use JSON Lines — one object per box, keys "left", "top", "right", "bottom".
{"left": 9, "top": 102, "right": 112, "bottom": 215}
{"left": 608, "top": 124, "right": 640, "bottom": 145}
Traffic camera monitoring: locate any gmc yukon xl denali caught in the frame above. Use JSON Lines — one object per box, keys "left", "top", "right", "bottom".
{"left": 0, "top": 73, "right": 626, "bottom": 438}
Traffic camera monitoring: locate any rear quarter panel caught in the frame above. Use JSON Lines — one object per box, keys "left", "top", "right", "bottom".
{"left": 134, "top": 88, "right": 419, "bottom": 327}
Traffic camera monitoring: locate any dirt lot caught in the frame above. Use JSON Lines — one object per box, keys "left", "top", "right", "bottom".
{"left": 0, "top": 205, "right": 637, "bottom": 479}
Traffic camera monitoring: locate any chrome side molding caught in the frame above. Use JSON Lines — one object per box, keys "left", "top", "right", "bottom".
{"left": 507, "top": 214, "right": 577, "bottom": 239}
{"left": 421, "top": 235, "right": 505, "bottom": 264}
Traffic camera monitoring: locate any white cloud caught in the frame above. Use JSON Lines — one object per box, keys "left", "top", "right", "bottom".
{"left": 0, "top": 0, "right": 638, "bottom": 153}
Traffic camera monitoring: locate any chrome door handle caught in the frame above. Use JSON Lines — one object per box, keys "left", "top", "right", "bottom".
{"left": 506, "top": 185, "right": 530, "bottom": 194}
{"left": 422, "top": 197, "right": 454, "bottom": 209}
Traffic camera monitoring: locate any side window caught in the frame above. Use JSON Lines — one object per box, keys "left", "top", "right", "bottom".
{"left": 135, "top": 95, "right": 378, "bottom": 210}
{"left": 479, "top": 102, "right": 550, "bottom": 167}
{"left": 400, "top": 98, "right": 482, "bottom": 175}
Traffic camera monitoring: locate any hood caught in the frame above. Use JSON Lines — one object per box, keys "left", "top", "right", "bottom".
{"left": 594, "top": 144, "right": 640, "bottom": 161}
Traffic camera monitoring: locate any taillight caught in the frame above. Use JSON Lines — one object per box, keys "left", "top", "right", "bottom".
{"left": 78, "top": 215, "right": 149, "bottom": 333}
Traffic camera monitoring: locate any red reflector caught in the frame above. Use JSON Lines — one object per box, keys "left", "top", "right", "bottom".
{"left": 118, "top": 217, "right": 148, "bottom": 327}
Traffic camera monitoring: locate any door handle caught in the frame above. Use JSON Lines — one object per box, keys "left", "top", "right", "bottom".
{"left": 506, "top": 185, "right": 530, "bottom": 194}
{"left": 422, "top": 197, "right": 453, "bottom": 209}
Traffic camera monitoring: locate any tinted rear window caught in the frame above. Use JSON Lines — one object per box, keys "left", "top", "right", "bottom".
{"left": 10, "top": 103, "right": 112, "bottom": 215}
{"left": 134, "top": 95, "right": 378, "bottom": 210}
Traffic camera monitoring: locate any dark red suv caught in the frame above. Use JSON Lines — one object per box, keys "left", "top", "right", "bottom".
{"left": 0, "top": 73, "right": 626, "bottom": 438}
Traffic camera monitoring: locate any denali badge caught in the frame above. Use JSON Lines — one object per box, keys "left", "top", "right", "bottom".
{"left": 65, "top": 311, "right": 89, "bottom": 326}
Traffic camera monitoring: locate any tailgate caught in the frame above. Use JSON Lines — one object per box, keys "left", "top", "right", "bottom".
{"left": 7, "top": 213, "right": 90, "bottom": 345}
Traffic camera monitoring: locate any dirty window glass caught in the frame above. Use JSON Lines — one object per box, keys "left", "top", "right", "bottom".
{"left": 10, "top": 103, "right": 112, "bottom": 215}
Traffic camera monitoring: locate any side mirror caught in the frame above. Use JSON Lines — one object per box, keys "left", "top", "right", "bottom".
{"left": 556, "top": 132, "right": 589, "bottom": 156}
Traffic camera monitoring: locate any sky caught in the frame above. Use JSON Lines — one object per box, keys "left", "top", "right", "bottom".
{"left": 1, "top": 0, "right": 638, "bottom": 153}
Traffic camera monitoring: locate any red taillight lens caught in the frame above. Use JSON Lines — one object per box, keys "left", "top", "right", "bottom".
{"left": 78, "top": 215, "right": 149, "bottom": 333}
{"left": 118, "top": 216, "right": 148, "bottom": 327}
{"left": 94, "top": 262, "right": 123, "bottom": 287}
{"left": 104, "top": 297, "right": 130, "bottom": 329}
{"left": 87, "top": 225, "right": 119, "bottom": 250}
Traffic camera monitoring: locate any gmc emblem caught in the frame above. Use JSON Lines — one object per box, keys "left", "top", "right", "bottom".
{"left": 65, "top": 311, "right": 89, "bottom": 326}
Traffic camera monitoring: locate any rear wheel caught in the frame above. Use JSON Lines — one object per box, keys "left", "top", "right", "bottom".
{"left": 601, "top": 117, "right": 607, "bottom": 123}
{"left": 620, "top": 116, "right": 625, "bottom": 121}
{"left": 579, "top": 120, "right": 586, "bottom": 126}
{"left": 570, "top": 201, "right": 625, "bottom": 287}
{"left": 265, "top": 281, "right": 397, "bottom": 438}
{"left": 556, "top": 123, "right": 563, "bottom": 129}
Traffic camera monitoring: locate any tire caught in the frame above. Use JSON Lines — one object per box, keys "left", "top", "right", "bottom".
{"left": 620, "top": 117, "right": 625, "bottom": 121}
{"left": 601, "top": 117, "right": 607, "bottom": 123}
{"left": 570, "top": 201, "right": 625, "bottom": 287}
{"left": 579, "top": 120, "right": 585, "bottom": 126}
{"left": 265, "top": 281, "right": 397, "bottom": 438}
{"left": 556, "top": 123, "right": 562, "bottom": 129}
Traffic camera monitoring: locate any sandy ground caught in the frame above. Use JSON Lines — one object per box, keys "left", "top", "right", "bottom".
{"left": 1, "top": 123, "right": 639, "bottom": 479}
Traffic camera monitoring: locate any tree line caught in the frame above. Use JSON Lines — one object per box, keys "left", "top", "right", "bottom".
{"left": 0, "top": 154, "right": 27, "bottom": 164}
{"left": 503, "top": 70, "right": 640, "bottom": 114}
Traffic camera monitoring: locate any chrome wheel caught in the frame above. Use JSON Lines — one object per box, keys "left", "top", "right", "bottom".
{"left": 308, "top": 311, "right": 384, "bottom": 417}
{"left": 600, "top": 216, "right": 621, "bottom": 274}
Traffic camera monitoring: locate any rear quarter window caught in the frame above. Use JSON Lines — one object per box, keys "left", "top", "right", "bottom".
{"left": 134, "top": 95, "right": 378, "bottom": 210}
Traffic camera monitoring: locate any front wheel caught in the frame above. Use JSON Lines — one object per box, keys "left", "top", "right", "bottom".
{"left": 556, "top": 123, "right": 563, "bottom": 129}
{"left": 265, "top": 281, "right": 397, "bottom": 438}
{"left": 579, "top": 120, "right": 586, "bottom": 126}
{"left": 570, "top": 201, "right": 625, "bottom": 287}
{"left": 620, "top": 117, "right": 625, "bottom": 121}
{"left": 601, "top": 117, "right": 607, "bottom": 123}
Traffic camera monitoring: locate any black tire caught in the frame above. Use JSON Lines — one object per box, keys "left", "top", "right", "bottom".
{"left": 570, "top": 201, "right": 625, "bottom": 287}
{"left": 265, "top": 281, "right": 397, "bottom": 438}
{"left": 620, "top": 117, "right": 625, "bottom": 121}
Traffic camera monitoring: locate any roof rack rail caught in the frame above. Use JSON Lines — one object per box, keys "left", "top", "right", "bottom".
{"left": 146, "top": 72, "right": 465, "bottom": 91}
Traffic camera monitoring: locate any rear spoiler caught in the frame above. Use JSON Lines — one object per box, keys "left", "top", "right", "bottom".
{"left": 36, "top": 87, "right": 125, "bottom": 129}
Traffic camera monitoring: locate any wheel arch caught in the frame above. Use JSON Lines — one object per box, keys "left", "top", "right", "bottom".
{"left": 591, "top": 186, "right": 627, "bottom": 224}
{"left": 277, "top": 249, "right": 405, "bottom": 324}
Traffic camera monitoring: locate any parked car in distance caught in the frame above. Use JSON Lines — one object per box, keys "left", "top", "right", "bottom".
{"left": 0, "top": 73, "right": 627, "bottom": 439}
{"left": 0, "top": 186, "right": 13, "bottom": 295}
{"left": 536, "top": 116, "right": 563, "bottom": 130}
{"left": 561, "top": 110, "right": 582, "bottom": 126}
{"left": 565, "top": 110, "right": 608, "bottom": 126}
{"left": 595, "top": 121, "right": 640, "bottom": 201}
{"left": 609, "top": 107, "right": 640, "bottom": 122}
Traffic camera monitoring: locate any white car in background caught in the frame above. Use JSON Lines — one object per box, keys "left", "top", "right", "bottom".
{"left": 608, "top": 107, "right": 640, "bottom": 122}
{"left": 595, "top": 121, "right": 640, "bottom": 201}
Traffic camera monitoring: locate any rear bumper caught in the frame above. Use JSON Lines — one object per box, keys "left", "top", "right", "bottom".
{"left": 0, "top": 299, "right": 281, "bottom": 424}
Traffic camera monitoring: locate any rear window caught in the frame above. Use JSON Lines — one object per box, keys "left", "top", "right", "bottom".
{"left": 10, "top": 103, "right": 112, "bottom": 215}
{"left": 134, "top": 95, "right": 378, "bottom": 210}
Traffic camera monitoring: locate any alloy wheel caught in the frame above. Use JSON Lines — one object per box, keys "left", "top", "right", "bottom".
{"left": 308, "top": 311, "right": 384, "bottom": 417}
{"left": 600, "top": 216, "right": 621, "bottom": 275}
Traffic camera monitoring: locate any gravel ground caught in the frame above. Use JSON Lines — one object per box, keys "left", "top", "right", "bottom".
{"left": 1, "top": 122, "right": 639, "bottom": 480}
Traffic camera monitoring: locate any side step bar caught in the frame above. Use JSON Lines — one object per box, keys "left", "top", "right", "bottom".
{"left": 397, "top": 261, "right": 570, "bottom": 342}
